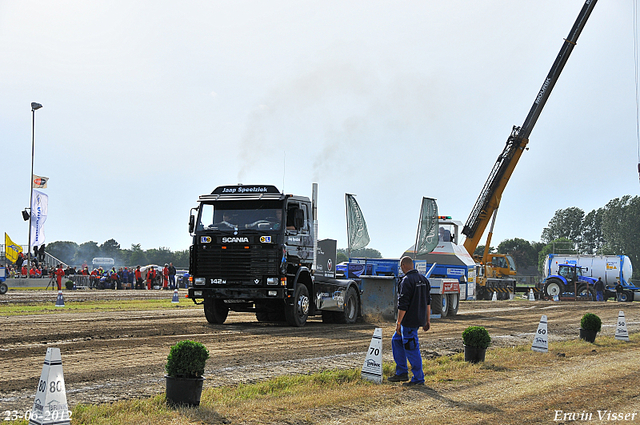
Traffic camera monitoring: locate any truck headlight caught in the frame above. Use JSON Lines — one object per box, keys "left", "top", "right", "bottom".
{"left": 268, "top": 290, "right": 278, "bottom": 296}
{"left": 266, "top": 277, "right": 278, "bottom": 285}
{"left": 195, "top": 278, "right": 206, "bottom": 286}
{"left": 193, "top": 290, "right": 203, "bottom": 296}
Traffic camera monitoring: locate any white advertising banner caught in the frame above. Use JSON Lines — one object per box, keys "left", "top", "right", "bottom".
{"left": 30, "top": 189, "right": 48, "bottom": 248}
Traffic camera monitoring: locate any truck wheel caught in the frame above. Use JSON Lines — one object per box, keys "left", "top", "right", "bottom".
{"left": 285, "top": 284, "right": 309, "bottom": 327}
{"left": 431, "top": 294, "right": 442, "bottom": 315}
{"left": 545, "top": 279, "right": 563, "bottom": 298}
{"left": 0, "top": 282, "right": 7, "bottom": 295}
{"left": 204, "top": 298, "right": 229, "bottom": 324}
{"left": 256, "top": 311, "right": 269, "bottom": 322}
{"left": 447, "top": 293, "right": 459, "bottom": 316}
{"left": 440, "top": 292, "right": 449, "bottom": 317}
{"left": 334, "top": 287, "right": 359, "bottom": 324}
{"left": 624, "top": 291, "right": 634, "bottom": 302}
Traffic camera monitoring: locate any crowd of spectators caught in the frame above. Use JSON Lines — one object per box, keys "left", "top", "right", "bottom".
{"left": 3, "top": 252, "right": 187, "bottom": 290}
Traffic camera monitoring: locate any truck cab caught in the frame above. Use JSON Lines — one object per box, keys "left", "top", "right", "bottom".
{"left": 187, "top": 184, "right": 360, "bottom": 327}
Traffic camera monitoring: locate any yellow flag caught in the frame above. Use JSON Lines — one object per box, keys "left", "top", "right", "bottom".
{"left": 4, "top": 233, "right": 23, "bottom": 263}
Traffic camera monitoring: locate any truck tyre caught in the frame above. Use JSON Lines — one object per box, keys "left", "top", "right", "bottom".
{"left": 440, "top": 292, "right": 449, "bottom": 317}
{"left": 623, "top": 291, "right": 634, "bottom": 302}
{"left": 285, "top": 284, "right": 309, "bottom": 327}
{"left": 431, "top": 294, "right": 442, "bottom": 315}
{"left": 334, "top": 287, "right": 359, "bottom": 324}
{"left": 545, "top": 279, "right": 564, "bottom": 298}
{"left": 0, "top": 282, "right": 7, "bottom": 295}
{"left": 256, "top": 311, "right": 269, "bottom": 322}
{"left": 204, "top": 298, "right": 229, "bottom": 324}
{"left": 447, "top": 293, "right": 459, "bottom": 316}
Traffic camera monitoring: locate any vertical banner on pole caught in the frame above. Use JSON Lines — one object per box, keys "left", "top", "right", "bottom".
{"left": 615, "top": 311, "right": 630, "bottom": 342}
{"left": 29, "top": 347, "right": 70, "bottom": 425}
{"left": 531, "top": 315, "right": 549, "bottom": 353}
{"left": 361, "top": 328, "right": 383, "bottom": 384}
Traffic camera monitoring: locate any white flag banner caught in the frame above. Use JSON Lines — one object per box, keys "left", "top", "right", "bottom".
{"left": 30, "top": 189, "right": 48, "bottom": 247}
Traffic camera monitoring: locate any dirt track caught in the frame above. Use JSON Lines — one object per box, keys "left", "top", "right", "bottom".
{"left": 1, "top": 290, "right": 639, "bottom": 417}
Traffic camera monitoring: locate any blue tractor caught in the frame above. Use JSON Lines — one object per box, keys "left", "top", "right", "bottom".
{"left": 0, "top": 266, "right": 8, "bottom": 295}
{"left": 543, "top": 264, "right": 596, "bottom": 299}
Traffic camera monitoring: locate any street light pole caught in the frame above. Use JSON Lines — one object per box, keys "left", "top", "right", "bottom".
{"left": 28, "top": 102, "right": 43, "bottom": 274}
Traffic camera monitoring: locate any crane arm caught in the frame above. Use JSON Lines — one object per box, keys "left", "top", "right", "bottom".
{"left": 462, "top": 0, "right": 598, "bottom": 256}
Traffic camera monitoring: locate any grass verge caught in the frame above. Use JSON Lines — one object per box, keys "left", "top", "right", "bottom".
{"left": 7, "top": 333, "right": 638, "bottom": 425}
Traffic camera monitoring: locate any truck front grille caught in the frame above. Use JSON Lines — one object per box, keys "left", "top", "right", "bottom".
{"left": 194, "top": 244, "right": 280, "bottom": 283}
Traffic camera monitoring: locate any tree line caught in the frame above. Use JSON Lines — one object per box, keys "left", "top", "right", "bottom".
{"left": 46, "top": 239, "right": 189, "bottom": 269}
{"left": 45, "top": 195, "right": 640, "bottom": 277}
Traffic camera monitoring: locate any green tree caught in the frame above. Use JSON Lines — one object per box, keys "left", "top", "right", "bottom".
{"left": 601, "top": 196, "right": 640, "bottom": 278}
{"left": 497, "top": 238, "right": 537, "bottom": 269}
{"left": 579, "top": 208, "right": 604, "bottom": 254}
{"left": 46, "top": 241, "right": 79, "bottom": 265}
{"left": 337, "top": 247, "right": 382, "bottom": 259}
{"left": 100, "top": 239, "right": 121, "bottom": 261}
{"left": 146, "top": 247, "right": 173, "bottom": 265}
{"left": 541, "top": 207, "right": 584, "bottom": 246}
{"left": 128, "top": 243, "right": 148, "bottom": 266}
{"left": 537, "top": 237, "right": 576, "bottom": 274}
{"left": 75, "top": 241, "right": 100, "bottom": 265}
{"left": 336, "top": 251, "right": 348, "bottom": 263}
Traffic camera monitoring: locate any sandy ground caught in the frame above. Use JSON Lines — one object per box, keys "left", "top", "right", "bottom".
{"left": 1, "top": 290, "right": 639, "bottom": 423}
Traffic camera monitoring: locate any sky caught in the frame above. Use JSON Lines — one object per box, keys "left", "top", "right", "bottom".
{"left": 1, "top": 0, "right": 639, "bottom": 258}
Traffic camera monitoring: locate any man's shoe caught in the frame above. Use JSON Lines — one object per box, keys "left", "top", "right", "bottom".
{"left": 387, "top": 373, "right": 409, "bottom": 382}
{"left": 402, "top": 380, "right": 425, "bottom": 387}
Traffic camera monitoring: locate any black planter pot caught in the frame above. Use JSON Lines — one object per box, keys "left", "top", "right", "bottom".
{"left": 579, "top": 328, "right": 597, "bottom": 343}
{"left": 165, "top": 375, "right": 205, "bottom": 407}
{"left": 464, "top": 345, "right": 487, "bottom": 363}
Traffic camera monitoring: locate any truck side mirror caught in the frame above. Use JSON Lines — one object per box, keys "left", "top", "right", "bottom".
{"left": 188, "top": 212, "right": 196, "bottom": 234}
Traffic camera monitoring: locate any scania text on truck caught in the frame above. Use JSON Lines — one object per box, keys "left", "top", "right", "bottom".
{"left": 187, "top": 184, "right": 361, "bottom": 327}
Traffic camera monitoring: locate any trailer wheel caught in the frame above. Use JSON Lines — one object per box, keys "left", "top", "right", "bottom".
{"left": 0, "top": 282, "right": 7, "bottom": 295}
{"left": 204, "top": 298, "right": 229, "bottom": 324}
{"left": 624, "top": 291, "right": 634, "bottom": 302}
{"left": 447, "top": 293, "right": 459, "bottom": 316}
{"left": 285, "top": 284, "right": 309, "bottom": 327}
{"left": 545, "top": 279, "right": 564, "bottom": 298}
{"left": 334, "top": 287, "right": 359, "bottom": 324}
{"left": 431, "top": 294, "right": 442, "bottom": 315}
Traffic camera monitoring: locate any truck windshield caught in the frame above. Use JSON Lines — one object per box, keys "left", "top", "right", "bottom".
{"left": 197, "top": 202, "right": 284, "bottom": 232}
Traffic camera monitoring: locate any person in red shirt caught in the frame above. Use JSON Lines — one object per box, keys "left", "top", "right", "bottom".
{"left": 135, "top": 266, "right": 142, "bottom": 289}
{"left": 54, "top": 264, "right": 65, "bottom": 291}
{"left": 146, "top": 267, "right": 154, "bottom": 290}
{"left": 162, "top": 264, "right": 169, "bottom": 290}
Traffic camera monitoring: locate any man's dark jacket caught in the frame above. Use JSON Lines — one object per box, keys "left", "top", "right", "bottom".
{"left": 398, "top": 269, "right": 431, "bottom": 328}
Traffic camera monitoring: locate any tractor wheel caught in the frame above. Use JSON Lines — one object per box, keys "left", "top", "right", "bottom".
{"left": 0, "top": 282, "right": 7, "bottom": 295}
{"left": 545, "top": 279, "right": 564, "bottom": 298}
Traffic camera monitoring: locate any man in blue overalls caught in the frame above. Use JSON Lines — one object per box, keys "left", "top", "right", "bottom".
{"left": 388, "top": 256, "right": 431, "bottom": 386}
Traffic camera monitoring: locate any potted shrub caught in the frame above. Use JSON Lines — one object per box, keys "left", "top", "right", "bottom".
{"left": 65, "top": 280, "right": 74, "bottom": 290}
{"left": 165, "top": 340, "right": 209, "bottom": 407}
{"left": 579, "top": 313, "right": 601, "bottom": 343}
{"left": 462, "top": 326, "right": 491, "bottom": 363}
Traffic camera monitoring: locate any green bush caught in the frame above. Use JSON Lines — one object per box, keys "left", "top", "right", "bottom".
{"left": 165, "top": 340, "right": 209, "bottom": 378}
{"left": 65, "top": 280, "right": 74, "bottom": 290}
{"left": 580, "top": 313, "right": 602, "bottom": 333}
{"left": 462, "top": 326, "right": 491, "bottom": 349}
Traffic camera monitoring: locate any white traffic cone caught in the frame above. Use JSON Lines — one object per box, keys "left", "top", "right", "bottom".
{"left": 29, "top": 347, "right": 71, "bottom": 425}
{"left": 171, "top": 289, "right": 179, "bottom": 304}
{"left": 491, "top": 290, "right": 497, "bottom": 301}
{"left": 55, "top": 290, "right": 65, "bottom": 308}
{"left": 531, "top": 315, "right": 549, "bottom": 353}
{"left": 528, "top": 288, "right": 535, "bottom": 301}
{"left": 615, "top": 311, "right": 630, "bottom": 342}
{"left": 361, "top": 328, "right": 383, "bottom": 384}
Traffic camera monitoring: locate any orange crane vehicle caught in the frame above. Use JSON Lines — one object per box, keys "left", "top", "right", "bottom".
{"left": 460, "top": 0, "right": 598, "bottom": 300}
